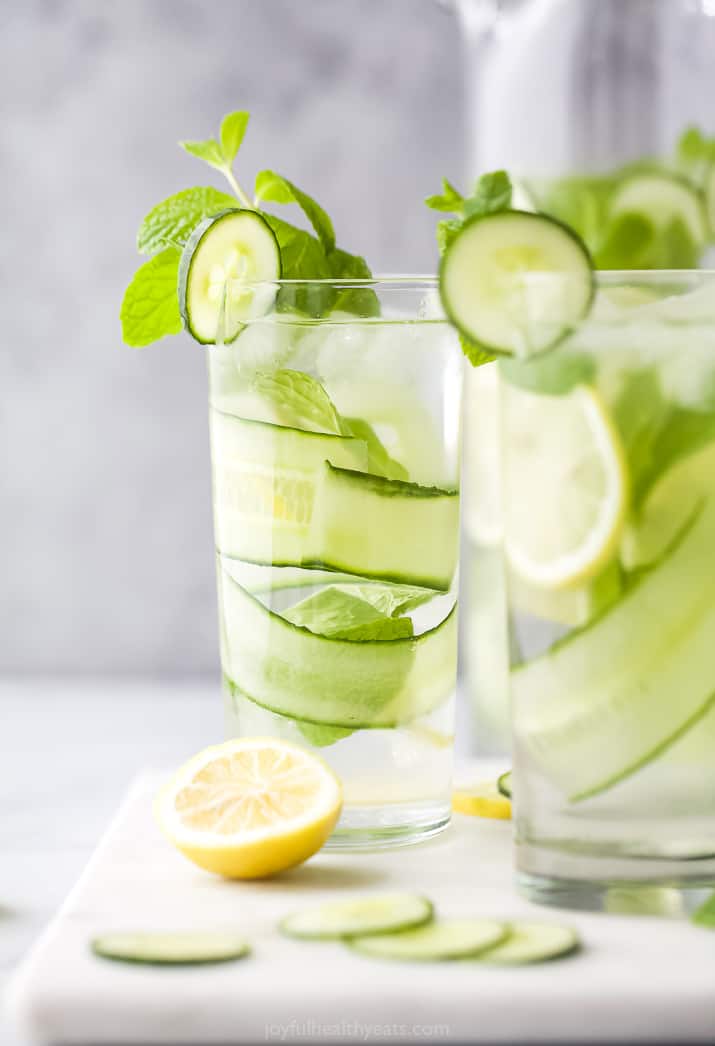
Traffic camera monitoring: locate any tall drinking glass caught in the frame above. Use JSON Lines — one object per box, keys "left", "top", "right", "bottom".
{"left": 206, "top": 279, "right": 462, "bottom": 849}
{"left": 501, "top": 271, "right": 715, "bottom": 910}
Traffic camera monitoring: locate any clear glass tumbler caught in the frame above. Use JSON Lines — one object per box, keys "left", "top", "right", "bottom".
{"left": 206, "top": 279, "right": 462, "bottom": 849}
{"left": 499, "top": 271, "right": 715, "bottom": 910}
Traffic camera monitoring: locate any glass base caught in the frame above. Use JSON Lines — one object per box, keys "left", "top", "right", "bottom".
{"left": 517, "top": 842, "right": 715, "bottom": 915}
{"left": 324, "top": 800, "right": 451, "bottom": 851}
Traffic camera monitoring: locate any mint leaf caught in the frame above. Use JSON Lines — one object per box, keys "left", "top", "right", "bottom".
{"left": 460, "top": 334, "right": 496, "bottom": 368}
{"left": 529, "top": 174, "right": 614, "bottom": 254}
{"left": 220, "top": 111, "right": 249, "bottom": 165}
{"left": 658, "top": 216, "right": 700, "bottom": 268}
{"left": 463, "top": 170, "right": 512, "bottom": 218}
{"left": 613, "top": 369, "right": 715, "bottom": 508}
{"left": 425, "top": 177, "right": 464, "bottom": 213}
{"left": 120, "top": 248, "right": 183, "bottom": 347}
{"left": 252, "top": 369, "right": 343, "bottom": 434}
{"left": 692, "top": 892, "right": 715, "bottom": 928}
{"left": 136, "top": 187, "right": 236, "bottom": 255}
{"left": 333, "top": 582, "right": 435, "bottom": 618}
{"left": 436, "top": 218, "right": 462, "bottom": 254}
{"left": 180, "top": 138, "right": 226, "bottom": 172}
{"left": 262, "top": 214, "right": 332, "bottom": 279}
{"left": 327, "top": 248, "right": 380, "bottom": 318}
{"left": 676, "top": 126, "right": 715, "bottom": 183}
{"left": 594, "top": 213, "right": 655, "bottom": 269}
{"left": 284, "top": 586, "right": 414, "bottom": 641}
{"left": 256, "top": 170, "right": 336, "bottom": 253}
{"left": 344, "top": 418, "right": 408, "bottom": 480}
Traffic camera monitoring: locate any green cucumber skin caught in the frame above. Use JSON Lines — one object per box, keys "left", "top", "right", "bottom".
{"left": 211, "top": 417, "right": 459, "bottom": 590}
{"left": 220, "top": 574, "right": 457, "bottom": 729}
{"left": 210, "top": 409, "right": 369, "bottom": 566}
{"left": 178, "top": 208, "right": 281, "bottom": 344}
{"left": 439, "top": 210, "right": 595, "bottom": 358}
{"left": 279, "top": 896, "right": 434, "bottom": 940}
{"left": 314, "top": 463, "right": 459, "bottom": 592}
{"left": 514, "top": 496, "right": 715, "bottom": 801}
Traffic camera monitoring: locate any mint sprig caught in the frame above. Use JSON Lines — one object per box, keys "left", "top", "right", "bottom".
{"left": 121, "top": 108, "right": 375, "bottom": 348}
{"left": 426, "top": 170, "right": 514, "bottom": 367}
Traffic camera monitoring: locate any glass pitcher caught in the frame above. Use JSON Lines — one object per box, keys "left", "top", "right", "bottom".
{"left": 450, "top": 0, "right": 715, "bottom": 754}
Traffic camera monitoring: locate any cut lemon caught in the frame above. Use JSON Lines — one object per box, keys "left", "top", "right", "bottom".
{"left": 452, "top": 781, "right": 511, "bottom": 820}
{"left": 155, "top": 738, "right": 342, "bottom": 879}
{"left": 502, "top": 381, "right": 627, "bottom": 589}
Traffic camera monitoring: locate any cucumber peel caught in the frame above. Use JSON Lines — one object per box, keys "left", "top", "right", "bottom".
{"left": 349, "top": 919, "right": 508, "bottom": 961}
{"left": 280, "top": 894, "right": 433, "bottom": 940}
{"left": 91, "top": 931, "right": 250, "bottom": 965}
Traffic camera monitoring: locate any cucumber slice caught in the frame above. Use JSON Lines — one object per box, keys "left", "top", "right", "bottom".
{"left": 610, "top": 172, "right": 708, "bottom": 248}
{"left": 477, "top": 922, "right": 579, "bottom": 965}
{"left": 440, "top": 211, "right": 594, "bottom": 357}
{"left": 620, "top": 446, "right": 709, "bottom": 571}
{"left": 220, "top": 573, "right": 456, "bottom": 728}
{"left": 280, "top": 894, "right": 433, "bottom": 939}
{"left": 179, "top": 209, "right": 281, "bottom": 344}
{"left": 91, "top": 931, "right": 250, "bottom": 965}
{"left": 210, "top": 410, "right": 368, "bottom": 565}
{"left": 314, "top": 463, "right": 459, "bottom": 591}
{"left": 514, "top": 497, "right": 715, "bottom": 801}
{"left": 349, "top": 919, "right": 507, "bottom": 962}
{"left": 497, "top": 770, "right": 513, "bottom": 799}
{"left": 211, "top": 413, "right": 457, "bottom": 589}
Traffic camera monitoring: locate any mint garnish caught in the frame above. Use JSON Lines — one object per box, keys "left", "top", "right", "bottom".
{"left": 252, "top": 369, "right": 343, "bottom": 435}
{"left": 426, "top": 170, "right": 514, "bottom": 367}
{"left": 120, "top": 248, "right": 183, "bottom": 348}
{"left": 285, "top": 586, "right": 414, "bottom": 642}
{"left": 136, "top": 187, "right": 236, "bottom": 255}
{"left": 676, "top": 126, "right": 715, "bottom": 185}
{"left": 255, "top": 171, "right": 336, "bottom": 253}
{"left": 121, "top": 108, "right": 375, "bottom": 348}
{"left": 613, "top": 368, "right": 715, "bottom": 510}
{"left": 249, "top": 368, "right": 408, "bottom": 479}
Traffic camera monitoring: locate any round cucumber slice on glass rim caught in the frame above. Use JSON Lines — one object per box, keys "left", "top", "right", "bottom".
{"left": 439, "top": 210, "right": 595, "bottom": 358}
{"left": 280, "top": 894, "right": 433, "bottom": 940}
{"left": 609, "top": 171, "right": 708, "bottom": 247}
{"left": 178, "top": 208, "right": 281, "bottom": 344}
{"left": 91, "top": 931, "right": 250, "bottom": 965}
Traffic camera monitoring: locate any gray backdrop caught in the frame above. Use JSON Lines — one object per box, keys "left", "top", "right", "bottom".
{"left": 1, "top": 0, "right": 463, "bottom": 676}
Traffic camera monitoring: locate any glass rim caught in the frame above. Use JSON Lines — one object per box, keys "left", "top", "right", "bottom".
{"left": 227, "top": 270, "right": 715, "bottom": 289}
{"left": 227, "top": 274, "right": 438, "bottom": 289}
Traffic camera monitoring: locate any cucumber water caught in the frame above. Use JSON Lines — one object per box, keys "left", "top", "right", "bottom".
{"left": 499, "top": 274, "right": 715, "bottom": 903}
{"left": 210, "top": 302, "right": 461, "bottom": 847}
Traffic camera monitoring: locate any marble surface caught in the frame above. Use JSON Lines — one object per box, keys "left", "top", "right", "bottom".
{"left": 1, "top": 0, "right": 463, "bottom": 677}
{"left": 0, "top": 679, "right": 223, "bottom": 1046}
{"left": 8, "top": 765, "right": 715, "bottom": 1044}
